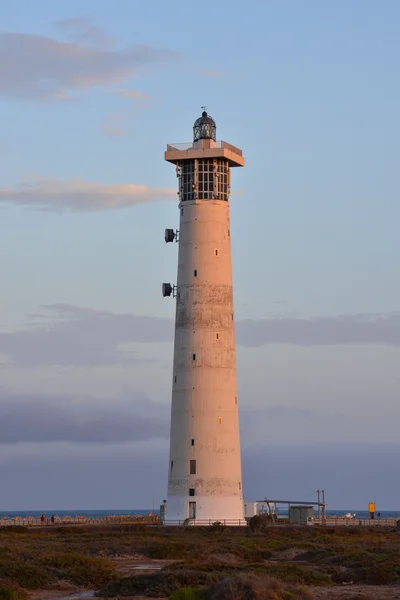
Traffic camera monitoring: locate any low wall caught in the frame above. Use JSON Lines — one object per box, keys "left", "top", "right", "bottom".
{"left": 0, "top": 514, "right": 160, "bottom": 527}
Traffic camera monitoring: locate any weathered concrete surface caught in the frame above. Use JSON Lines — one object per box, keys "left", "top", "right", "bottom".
{"left": 167, "top": 196, "right": 243, "bottom": 522}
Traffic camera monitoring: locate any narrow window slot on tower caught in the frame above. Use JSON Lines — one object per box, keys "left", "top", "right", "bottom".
{"left": 174, "top": 375, "right": 177, "bottom": 384}
{"left": 218, "top": 417, "right": 222, "bottom": 425}
{"left": 194, "top": 269, "right": 197, "bottom": 277}
{"left": 228, "top": 229, "right": 230, "bottom": 237}
{"left": 235, "top": 396, "right": 238, "bottom": 405}
{"left": 191, "top": 438, "right": 195, "bottom": 446}
{"left": 192, "top": 353, "right": 196, "bottom": 361}
{"left": 190, "top": 459, "right": 196, "bottom": 474}
{"left": 181, "top": 208, "right": 183, "bottom": 215}
{"left": 171, "top": 460, "right": 173, "bottom": 471}
{"left": 215, "top": 249, "right": 219, "bottom": 256}
{"left": 216, "top": 333, "right": 220, "bottom": 340}
{"left": 189, "top": 488, "right": 195, "bottom": 496}
{"left": 239, "top": 482, "right": 241, "bottom": 490}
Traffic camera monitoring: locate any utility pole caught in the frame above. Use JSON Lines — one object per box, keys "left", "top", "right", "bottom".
{"left": 322, "top": 489, "right": 326, "bottom": 524}
{"left": 317, "top": 489, "right": 320, "bottom": 522}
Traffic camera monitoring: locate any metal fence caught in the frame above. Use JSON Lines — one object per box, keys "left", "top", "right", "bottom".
{"left": 163, "top": 517, "right": 399, "bottom": 528}
{"left": 1, "top": 514, "right": 397, "bottom": 529}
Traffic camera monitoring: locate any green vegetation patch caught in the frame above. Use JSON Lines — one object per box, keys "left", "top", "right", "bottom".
{"left": 169, "top": 588, "right": 203, "bottom": 600}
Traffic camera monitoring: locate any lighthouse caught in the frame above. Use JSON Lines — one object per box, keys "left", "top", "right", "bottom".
{"left": 162, "top": 110, "right": 245, "bottom": 524}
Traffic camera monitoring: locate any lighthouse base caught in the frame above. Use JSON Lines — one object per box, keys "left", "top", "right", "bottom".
{"left": 165, "top": 495, "right": 245, "bottom": 526}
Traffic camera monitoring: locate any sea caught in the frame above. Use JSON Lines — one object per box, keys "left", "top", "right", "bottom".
{"left": 0, "top": 509, "right": 399, "bottom": 519}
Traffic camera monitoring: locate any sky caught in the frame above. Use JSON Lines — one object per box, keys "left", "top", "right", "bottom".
{"left": 1, "top": 0, "right": 400, "bottom": 511}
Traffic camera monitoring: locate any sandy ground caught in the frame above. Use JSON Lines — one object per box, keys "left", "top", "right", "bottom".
{"left": 113, "top": 557, "right": 175, "bottom": 575}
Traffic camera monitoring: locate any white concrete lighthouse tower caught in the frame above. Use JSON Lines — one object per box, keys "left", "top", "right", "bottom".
{"left": 162, "top": 110, "right": 245, "bottom": 524}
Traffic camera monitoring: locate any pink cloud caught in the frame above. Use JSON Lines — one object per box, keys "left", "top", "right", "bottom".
{"left": 199, "top": 68, "right": 224, "bottom": 78}
{"left": 113, "top": 89, "right": 149, "bottom": 101}
{"left": 0, "top": 178, "right": 176, "bottom": 212}
{"left": 0, "top": 29, "right": 179, "bottom": 100}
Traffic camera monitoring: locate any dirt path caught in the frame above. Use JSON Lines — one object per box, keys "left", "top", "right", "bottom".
{"left": 113, "top": 557, "right": 175, "bottom": 575}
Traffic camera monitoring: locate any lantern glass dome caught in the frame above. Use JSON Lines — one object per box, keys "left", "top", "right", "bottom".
{"left": 193, "top": 111, "right": 216, "bottom": 142}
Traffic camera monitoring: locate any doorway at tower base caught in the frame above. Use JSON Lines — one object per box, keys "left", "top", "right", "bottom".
{"left": 164, "top": 496, "right": 245, "bottom": 526}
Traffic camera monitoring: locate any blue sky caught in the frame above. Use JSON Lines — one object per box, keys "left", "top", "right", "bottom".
{"left": 1, "top": 0, "right": 400, "bottom": 510}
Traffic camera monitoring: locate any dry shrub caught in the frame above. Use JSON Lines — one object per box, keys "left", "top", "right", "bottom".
{"left": 166, "top": 562, "right": 331, "bottom": 587}
{"left": 209, "top": 554, "right": 243, "bottom": 566}
{"left": 248, "top": 515, "right": 274, "bottom": 534}
{"left": 202, "top": 574, "right": 315, "bottom": 600}
{"left": 54, "top": 527, "right": 89, "bottom": 534}
{"left": 346, "top": 596, "right": 374, "bottom": 600}
{"left": 96, "top": 569, "right": 221, "bottom": 597}
{"left": 329, "top": 555, "right": 400, "bottom": 585}
{"left": 0, "top": 560, "right": 54, "bottom": 589}
{"left": 40, "top": 552, "right": 117, "bottom": 587}
{"left": 0, "top": 580, "right": 28, "bottom": 600}
{"left": 0, "top": 527, "right": 28, "bottom": 535}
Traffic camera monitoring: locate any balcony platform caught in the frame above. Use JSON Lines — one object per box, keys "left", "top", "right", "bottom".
{"left": 165, "top": 140, "right": 244, "bottom": 168}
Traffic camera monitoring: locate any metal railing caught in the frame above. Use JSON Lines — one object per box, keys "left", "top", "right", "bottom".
{"left": 166, "top": 141, "right": 242, "bottom": 156}
{"left": 163, "top": 519, "right": 248, "bottom": 526}
{"left": 313, "top": 516, "right": 399, "bottom": 527}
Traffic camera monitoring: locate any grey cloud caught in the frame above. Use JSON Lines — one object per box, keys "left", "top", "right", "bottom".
{"left": 0, "top": 304, "right": 172, "bottom": 367}
{"left": 1, "top": 305, "right": 400, "bottom": 368}
{"left": 0, "top": 391, "right": 169, "bottom": 444}
{"left": 236, "top": 312, "right": 400, "bottom": 347}
{"left": 0, "top": 27, "right": 178, "bottom": 100}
